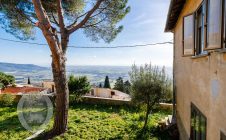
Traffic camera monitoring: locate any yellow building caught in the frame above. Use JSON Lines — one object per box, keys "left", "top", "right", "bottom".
{"left": 86, "top": 88, "right": 131, "bottom": 101}
{"left": 165, "top": 0, "right": 226, "bottom": 140}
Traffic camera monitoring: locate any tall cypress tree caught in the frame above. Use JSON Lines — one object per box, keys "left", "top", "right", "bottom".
{"left": 104, "top": 76, "right": 111, "bottom": 89}
{"left": 27, "top": 77, "right": 31, "bottom": 85}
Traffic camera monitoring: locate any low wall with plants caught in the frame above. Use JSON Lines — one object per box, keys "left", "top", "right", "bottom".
{"left": 159, "top": 103, "right": 173, "bottom": 110}
{"left": 0, "top": 94, "right": 173, "bottom": 111}
{"left": 81, "top": 96, "right": 131, "bottom": 106}
{"left": 0, "top": 93, "right": 55, "bottom": 107}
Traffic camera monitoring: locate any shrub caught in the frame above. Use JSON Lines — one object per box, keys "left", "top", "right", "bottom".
{"left": 0, "top": 94, "right": 15, "bottom": 106}
{"left": 68, "top": 75, "right": 91, "bottom": 102}
{"left": 129, "top": 63, "right": 172, "bottom": 129}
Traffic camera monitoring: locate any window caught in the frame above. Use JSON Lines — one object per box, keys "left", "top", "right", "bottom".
{"left": 223, "top": 0, "right": 226, "bottom": 48}
{"left": 190, "top": 103, "right": 207, "bottom": 140}
{"left": 207, "top": 0, "right": 223, "bottom": 49}
{"left": 221, "top": 131, "right": 226, "bottom": 140}
{"left": 111, "top": 91, "right": 115, "bottom": 96}
{"left": 183, "top": 14, "right": 195, "bottom": 56}
{"left": 182, "top": 0, "right": 225, "bottom": 56}
{"left": 195, "top": 2, "right": 207, "bottom": 55}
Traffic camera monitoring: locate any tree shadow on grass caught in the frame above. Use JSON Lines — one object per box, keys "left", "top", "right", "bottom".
{"left": 69, "top": 102, "right": 139, "bottom": 114}
{"left": 126, "top": 124, "right": 173, "bottom": 140}
{"left": 0, "top": 106, "right": 17, "bottom": 116}
{"left": 0, "top": 114, "right": 26, "bottom": 132}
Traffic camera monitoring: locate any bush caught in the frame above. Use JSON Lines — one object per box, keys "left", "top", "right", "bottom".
{"left": 129, "top": 63, "right": 172, "bottom": 129}
{"left": 68, "top": 75, "right": 91, "bottom": 102}
{"left": 0, "top": 94, "right": 15, "bottom": 106}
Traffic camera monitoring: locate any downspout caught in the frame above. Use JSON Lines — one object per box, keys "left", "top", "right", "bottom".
{"left": 172, "top": 32, "right": 176, "bottom": 119}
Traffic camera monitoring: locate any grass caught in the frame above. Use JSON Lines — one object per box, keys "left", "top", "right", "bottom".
{"left": 0, "top": 104, "right": 171, "bottom": 140}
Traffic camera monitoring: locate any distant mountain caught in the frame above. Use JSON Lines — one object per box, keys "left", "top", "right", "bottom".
{"left": 0, "top": 62, "right": 172, "bottom": 84}
{"left": 0, "top": 62, "right": 48, "bottom": 72}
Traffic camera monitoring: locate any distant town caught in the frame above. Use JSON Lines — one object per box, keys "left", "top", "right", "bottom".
{"left": 0, "top": 62, "right": 172, "bottom": 86}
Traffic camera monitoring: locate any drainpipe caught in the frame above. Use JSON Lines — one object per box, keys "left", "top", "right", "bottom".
{"left": 172, "top": 33, "right": 176, "bottom": 119}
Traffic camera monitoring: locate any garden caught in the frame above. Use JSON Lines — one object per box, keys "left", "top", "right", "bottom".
{"left": 0, "top": 100, "right": 172, "bottom": 140}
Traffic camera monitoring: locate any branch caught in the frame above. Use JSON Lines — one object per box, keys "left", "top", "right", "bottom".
{"left": 81, "top": 16, "right": 107, "bottom": 28}
{"left": 66, "top": 11, "right": 89, "bottom": 29}
{"left": 75, "top": 11, "right": 89, "bottom": 20}
{"left": 51, "top": 11, "right": 59, "bottom": 26}
{"left": 56, "top": 0, "right": 69, "bottom": 53}
{"left": 14, "top": 7, "right": 36, "bottom": 25}
{"left": 68, "top": 0, "right": 104, "bottom": 34}
{"left": 90, "top": 2, "right": 111, "bottom": 18}
{"left": 56, "top": 0, "right": 65, "bottom": 32}
{"left": 32, "top": 0, "right": 62, "bottom": 70}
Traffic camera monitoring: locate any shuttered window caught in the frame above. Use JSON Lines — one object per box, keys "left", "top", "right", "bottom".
{"left": 195, "top": 3, "right": 207, "bottom": 55}
{"left": 183, "top": 14, "right": 195, "bottom": 56}
{"left": 206, "top": 0, "right": 223, "bottom": 49}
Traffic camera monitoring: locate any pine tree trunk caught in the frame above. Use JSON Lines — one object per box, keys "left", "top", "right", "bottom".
{"left": 51, "top": 57, "right": 69, "bottom": 135}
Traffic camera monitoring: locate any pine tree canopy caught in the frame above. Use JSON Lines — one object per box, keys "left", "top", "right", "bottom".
{"left": 0, "top": 0, "right": 130, "bottom": 42}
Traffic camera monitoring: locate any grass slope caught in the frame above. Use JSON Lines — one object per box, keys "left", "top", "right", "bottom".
{"left": 0, "top": 104, "right": 171, "bottom": 140}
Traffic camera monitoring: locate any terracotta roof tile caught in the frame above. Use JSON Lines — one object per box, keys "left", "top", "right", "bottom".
{"left": 2, "top": 86, "right": 46, "bottom": 94}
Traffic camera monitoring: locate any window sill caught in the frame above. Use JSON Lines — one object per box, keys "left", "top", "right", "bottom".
{"left": 191, "top": 53, "right": 209, "bottom": 59}
{"left": 215, "top": 49, "right": 226, "bottom": 53}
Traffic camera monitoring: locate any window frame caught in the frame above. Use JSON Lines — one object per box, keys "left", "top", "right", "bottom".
{"left": 205, "top": 0, "right": 224, "bottom": 50}
{"left": 223, "top": 0, "right": 226, "bottom": 48}
{"left": 190, "top": 103, "right": 207, "bottom": 140}
{"left": 195, "top": 1, "right": 208, "bottom": 56}
{"left": 182, "top": 13, "right": 196, "bottom": 56}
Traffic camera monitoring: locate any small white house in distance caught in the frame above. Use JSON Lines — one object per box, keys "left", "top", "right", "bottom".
{"left": 86, "top": 88, "right": 131, "bottom": 101}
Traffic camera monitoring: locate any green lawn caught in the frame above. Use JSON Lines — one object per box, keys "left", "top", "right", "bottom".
{"left": 0, "top": 104, "right": 171, "bottom": 140}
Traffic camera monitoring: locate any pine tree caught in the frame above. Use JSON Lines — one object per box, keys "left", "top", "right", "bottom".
{"left": 0, "top": 0, "right": 130, "bottom": 136}
{"left": 104, "top": 76, "right": 111, "bottom": 89}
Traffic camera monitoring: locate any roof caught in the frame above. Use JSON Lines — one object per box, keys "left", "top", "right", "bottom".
{"left": 165, "top": 0, "right": 186, "bottom": 32}
{"left": 2, "top": 86, "right": 46, "bottom": 94}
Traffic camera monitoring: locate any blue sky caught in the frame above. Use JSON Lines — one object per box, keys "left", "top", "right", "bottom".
{"left": 0, "top": 0, "right": 173, "bottom": 67}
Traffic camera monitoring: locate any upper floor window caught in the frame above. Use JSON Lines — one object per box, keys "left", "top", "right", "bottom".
{"left": 190, "top": 103, "right": 207, "bottom": 140}
{"left": 223, "top": 0, "right": 226, "bottom": 48}
{"left": 195, "top": 2, "right": 207, "bottom": 55}
{"left": 206, "top": 0, "right": 223, "bottom": 49}
{"left": 183, "top": 14, "right": 195, "bottom": 56}
{"left": 182, "top": 0, "right": 224, "bottom": 57}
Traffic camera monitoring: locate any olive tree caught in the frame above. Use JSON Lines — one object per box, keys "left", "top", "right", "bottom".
{"left": 129, "top": 63, "right": 171, "bottom": 129}
{"left": 0, "top": 0, "right": 130, "bottom": 136}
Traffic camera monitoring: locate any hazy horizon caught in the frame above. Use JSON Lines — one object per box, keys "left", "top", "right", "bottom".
{"left": 0, "top": 61, "right": 173, "bottom": 68}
